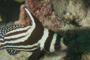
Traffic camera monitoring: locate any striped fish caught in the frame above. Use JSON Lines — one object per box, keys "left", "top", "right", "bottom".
{"left": 0, "top": 25, "right": 25, "bottom": 55}
{"left": 0, "top": 8, "right": 68, "bottom": 60}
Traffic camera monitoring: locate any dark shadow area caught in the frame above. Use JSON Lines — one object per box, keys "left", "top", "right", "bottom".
{"left": 83, "top": 0, "right": 90, "bottom": 8}
{"left": 63, "top": 27, "right": 90, "bottom": 60}
{"left": 0, "top": 0, "right": 24, "bottom": 25}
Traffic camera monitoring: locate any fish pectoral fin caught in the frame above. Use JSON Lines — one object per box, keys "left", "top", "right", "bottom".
{"left": 28, "top": 48, "right": 42, "bottom": 60}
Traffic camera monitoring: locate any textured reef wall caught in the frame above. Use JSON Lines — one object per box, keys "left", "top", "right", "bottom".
{"left": 0, "top": 0, "right": 90, "bottom": 60}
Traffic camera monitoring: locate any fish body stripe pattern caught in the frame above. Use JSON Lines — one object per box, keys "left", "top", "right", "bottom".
{"left": 0, "top": 25, "right": 25, "bottom": 40}
{"left": 0, "top": 25, "right": 26, "bottom": 55}
{"left": 0, "top": 26, "right": 67, "bottom": 52}
{"left": 49, "top": 33, "right": 57, "bottom": 52}
{"left": 39, "top": 28, "right": 49, "bottom": 50}
{"left": 0, "top": 8, "right": 68, "bottom": 57}
{"left": 0, "top": 25, "right": 37, "bottom": 50}
{"left": 0, "top": 27, "right": 60, "bottom": 52}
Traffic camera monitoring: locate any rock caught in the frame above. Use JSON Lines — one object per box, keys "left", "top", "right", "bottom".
{"left": 82, "top": 53, "right": 90, "bottom": 60}
{"left": 0, "top": 50, "right": 32, "bottom": 60}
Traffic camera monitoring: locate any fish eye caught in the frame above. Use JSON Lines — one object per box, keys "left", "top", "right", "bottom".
{"left": 55, "top": 42, "right": 59, "bottom": 47}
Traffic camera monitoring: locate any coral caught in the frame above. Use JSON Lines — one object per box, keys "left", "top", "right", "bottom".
{"left": 15, "top": 0, "right": 62, "bottom": 32}
{"left": 14, "top": 5, "right": 30, "bottom": 25}
{"left": 25, "top": 0, "right": 61, "bottom": 32}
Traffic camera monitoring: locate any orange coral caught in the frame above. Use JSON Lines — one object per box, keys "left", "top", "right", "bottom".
{"left": 14, "top": 5, "right": 30, "bottom": 25}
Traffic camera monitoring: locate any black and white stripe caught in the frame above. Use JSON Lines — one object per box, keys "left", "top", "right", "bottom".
{"left": 0, "top": 8, "right": 68, "bottom": 54}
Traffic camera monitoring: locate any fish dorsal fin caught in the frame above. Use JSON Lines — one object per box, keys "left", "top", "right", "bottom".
{"left": 25, "top": 8, "right": 36, "bottom": 27}
{"left": 25, "top": 8, "right": 44, "bottom": 29}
